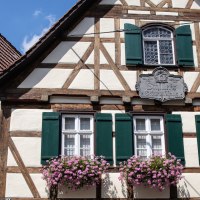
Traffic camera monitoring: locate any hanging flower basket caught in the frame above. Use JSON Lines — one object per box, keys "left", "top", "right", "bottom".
{"left": 42, "top": 156, "right": 110, "bottom": 191}
{"left": 119, "top": 153, "right": 183, "bottom": 191}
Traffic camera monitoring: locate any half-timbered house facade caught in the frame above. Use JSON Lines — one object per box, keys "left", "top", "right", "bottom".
{"left": 1, "top": 0, "right": 200, "bottom": 199}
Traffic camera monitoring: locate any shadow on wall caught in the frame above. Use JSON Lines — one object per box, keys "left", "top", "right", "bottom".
{"left": 101, "top": 173, "right": 127, "bottom": 198}
{"left": 178, "top": 177, "right": 200, "bottom": 199}
{"left": 195, "top": 0, "right": 200, "bottom": 6}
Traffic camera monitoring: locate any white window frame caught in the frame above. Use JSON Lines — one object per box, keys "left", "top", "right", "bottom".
{"left": 143, "top": 26, "right": 175, "bottom": 66}
{"left": 61, "top": 114, "right": 94, "bottom": 156}
{"left": 133, "top": 116, "right": 165, "bottom": 158}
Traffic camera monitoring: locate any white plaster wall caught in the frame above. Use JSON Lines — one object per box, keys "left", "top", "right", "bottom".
{"left": 183, "top": 138, "right": 199, "bottom": 167}
{"left": 172, "top": 112, "right": 200, "bottom": 133}
{"left": 101, "top": 173, "right": 127, "bottom": 198}
{"left": 100, "top": 50, "right": 109, "bottom": 64}
{"left": 12, "top": 137, "right": 42, "bottom": 167}
{"left": 150, "top": 0, "right": 165, "bottom": 5}
{"left": 31, "top": 174, "right": 49, "bottom": 198}
{"left": 85, "top": 50, "right": 109, "bottom": 65}
{"left": 68, "top": 17, "right": 94, "bottom": 37}
{"left": 68, "top": 69, "right": 94, "bottom": 90}
{"left": 42, "top": 41, "right": 91, "bottom": 63}
{"left": 120, "top": 19, "right": 136, "bottom": 38}
{"left": 10, "top": 109, "right": 52, "bottom": 132}
{"left": 184, "top": 72, "right": 199, "bottom": 92}
{"left": 121, "top": 43, "right": 126, "bottom": 65}
{"left": 125, "top": 0, "right": 140, "bottom": 6}
{"left": 172, "top": 0, "right": 188, "bottom": 8}
{"left": 128, "top": 10, "right": 151, "bottom": 15}
{"left": 178, "top": 173, "right": 200, "bottom": 198}
{"left": 85, "top": 50, "right": 94, "bottom": 64}
{"left": 58, "top": 186, "right": 96, "bottom": 198}
{"left": 193, "top": 46, "right": 198, "bottom": 67}
{"left": 18, "top": 68, "right": 72, "bottom": 88}
{"left": 100, "top": 18, "right": 115, "bottom": 38}
{"left": 103, "top": 43, "right": 115, "bottom": 62}
{"left": 134, "top": 186, "right": 170, "bottom": 199}
{"left": 7, "top": 148, "right": 18, "bottom": 166}
{"left": 100, "top": 0, "right": 122, "bottom": 5}
{"left": 156, "top": 12, "right": 178, "bottom": 16}
{"left": 121, "top": 71, "right": 137, "bottom": 91}
{"left": 6, "top": 173, "right": 33, "bottom": 197}
{"left": 100, "top": 70, "right": 124, "bottom": 90}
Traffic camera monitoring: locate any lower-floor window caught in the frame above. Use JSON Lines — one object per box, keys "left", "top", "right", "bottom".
{"left": 62, "top": 114, "right": 94, "bottom": 156}
{"left": 133, "top": 116, "right": 165, "bottom": 159}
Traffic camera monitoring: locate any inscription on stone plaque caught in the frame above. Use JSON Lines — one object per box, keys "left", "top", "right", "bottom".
{"left": 135, "top": 67, "right": 188, "bottom": 102}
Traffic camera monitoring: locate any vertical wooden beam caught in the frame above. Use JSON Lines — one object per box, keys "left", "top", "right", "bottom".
{"left": 94, "top": 18, "right": 100, "bottom": 93}
{"left": 115, "top": 18, "right": 121, "bottom": 66}
{"left": 120, "top": 0, "right": 128, "bottom": 6}
{"left": 0, "top": 107, "right": 10, "bottom": 197}
{"left": 167, "top": 0, "right": 172, "bottom": 8}
{"left": 185, "top": 0, "right": 194, "bottom": 9}
{"left": 194, "top": 22, "right": 200, "bottom": 67}
{"left": 140, "top": 0, "right": 146, "bottom": 6}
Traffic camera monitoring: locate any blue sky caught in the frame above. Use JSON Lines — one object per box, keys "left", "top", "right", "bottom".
{"left": 0, "top": 0, "right": 77, "bottom": 54}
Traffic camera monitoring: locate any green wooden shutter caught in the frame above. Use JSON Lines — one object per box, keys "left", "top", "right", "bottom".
{"left": 175, "top": 25, "right": 194, "bottom": 66}
{"left": 41, "top": 112, "right": 60, "bottom": 165}
{"left": 124, "top": 23, "right": 143, "bottom": 66}
{"left": 95, "top": 113, "right": 113, "bottom": 164}
{"left": 166, "top": 114, "right": 185, "bottom": 165}
{"left": 195, "top": 115, "right": 200, "bottom": 165}
{"left": 115, "top": 113, "right": 133, "bottom": 165}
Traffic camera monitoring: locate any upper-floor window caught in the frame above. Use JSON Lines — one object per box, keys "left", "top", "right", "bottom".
{"left": 143, "top": 27, "right": 175, "bottom": 65}
{"left": 124, "top": 23, "right": 194, "bottom": 67}
{"left": 62, "top": 114, "right": 94, "bottom": 157}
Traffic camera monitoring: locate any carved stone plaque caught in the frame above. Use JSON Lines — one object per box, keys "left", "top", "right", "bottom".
{"left": 135, "top": 67, "right": 188, "bottom": 102}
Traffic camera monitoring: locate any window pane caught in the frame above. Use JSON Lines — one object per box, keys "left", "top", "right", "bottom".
{"left": 143, "top": 27, "right": 159, "bottom": 38}
{"left": 136, "top": 135, "right": 146, "bottom": 148}
{"left": 144, "top": 41, "right": 158, "bottom": 64}
{"left": 137, "top": 149, "right": 147, "bottom": 159}
{"left": 64, "top": 134, "right": 75, "bottom": 156}
{"left": 65, "top": 117, "right": 75, "bottom": 130}
{"left": 159, "top": 40, "right": 173, "bottom": 64}
{"left": 150, "top": 119, "right": 161, "bottom": 131}
{"left": 80, "top": 118, "right": 90, "bottom": 130}
{"left": 152, "top": 135, "right": 162, "bottom": 156}
{"left": 159, "top": 28, "right": 171, "bottom": 38}
{"left": 136, "top": 119, "right": 146, "bottom": 131}
{"left": 80, "top": 135, "right": 91, "bottom": 156}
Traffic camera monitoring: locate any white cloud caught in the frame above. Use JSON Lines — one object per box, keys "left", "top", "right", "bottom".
{"left": 33, "top": 10, "right": 42, "bottom": 17}
{"left": 21, "top": 15, "right": 56, "bottom": 53}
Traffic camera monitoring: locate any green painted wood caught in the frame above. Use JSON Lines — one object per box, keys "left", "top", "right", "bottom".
{"left": 195, "top": 115, "right": 200, "bottom": 165}
{"left": 175, "top": 25, "right": 194, "bottom": 66}
{"left": 166, "top": 114, "right": 185, "bottom": 165}
{"left": 95, "top": 113, "right": 113, "bottom": 164}
{"left": 41, "top": 112, "right": 60, "bottom": 165}
{"left": 115, "top": 113, "right": 133, "bottom": 165}
{"left": 124, "top": 23, "right": 143, "bottom": 66}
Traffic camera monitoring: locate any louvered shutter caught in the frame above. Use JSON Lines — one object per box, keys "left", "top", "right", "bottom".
{"left": 95, "top": 113, "right": 113, "bottom": 164}
{"left": 115, "top": 113, "right": 133, "bottom": 165}
{"left": 175, "top": 25, "right": 194, "bottom": 66}
{"left": 124, "top": 23, "right": 143, "bottom": 65}
{"left": 166, "top": 114, "right": 185, "bottom": 165}
{"left": 41, "top": 112, "right": 60, "bottom": 165}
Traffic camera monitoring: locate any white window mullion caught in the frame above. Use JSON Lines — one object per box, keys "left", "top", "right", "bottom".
{"left": 157, "top": 40, "right": 161, "bottom": 65}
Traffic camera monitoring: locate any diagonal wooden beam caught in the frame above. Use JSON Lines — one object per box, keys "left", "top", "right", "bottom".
{"left": 115, "top": 18, "right": 121, "bottom": 66}
{"left": 100, "top": 43, "right": 131, "bottom": 92}
{"left": 8, "top": 137, "right": 40, "bottom": 198}
{"left": 190, "top": 72, "right": 200, "bottom": 92}
{"left": 140, "top": 0, "right": 146, "bottom": 6}
{"left": 185, "top": 0, "right": 194, "bottom": 8}
{"left": 157, "top": 0, "right": 168, "bottom": 7}
{"left": 94, "top": 18, "right": 100, "bottom": 93}
{"left": 62, "top": 42, "right": 94, "bottom": 89}
{"left": 145, "top": 0, "right": 156, "bottom": 7}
